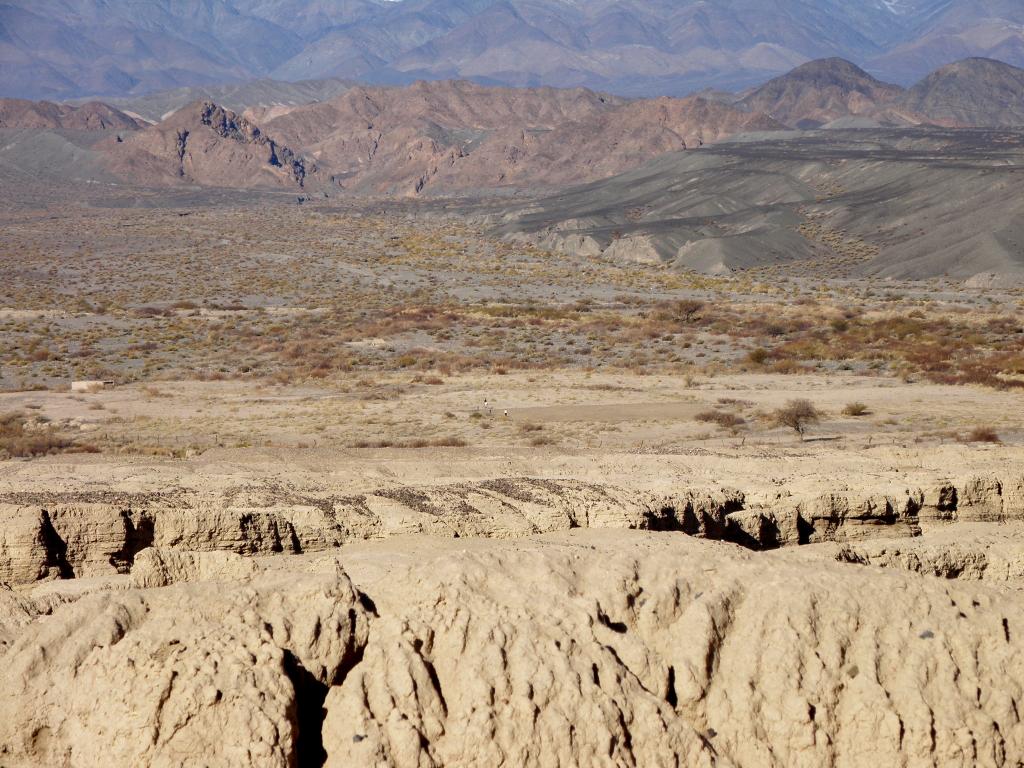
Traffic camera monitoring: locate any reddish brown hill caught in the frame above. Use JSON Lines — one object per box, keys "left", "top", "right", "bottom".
{"left": 260, "top": 80, "right": 784, "bottom": 194}
{"left": 83, "top": 81, "right": 782, "bottom": 194}
{"left": 103, "top": 101, "right": 313, "bottom": 189}
{"left": 0, "top": 99, "right": 143, "bottom": 130}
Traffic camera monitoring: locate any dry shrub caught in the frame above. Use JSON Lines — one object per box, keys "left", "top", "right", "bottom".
{"left": 842, "top": 401, "right": 870, "bottom": 416}
{"left": 695, "top": 409, "right": 745, "bottom": 431}
{"left": 769, "top": 359, "right": 811, "bottom": 375}
{"left": 746, "top": 348, "right": 769, "bottom": 365}
{"left": 963, "top": 426, "right": 1000, "bottom": 444}
{"left": 0, "top": 411, "right": 97, "bottom": 459}
{"left": 351, "top": 436, "right": 467, "bottom": 449}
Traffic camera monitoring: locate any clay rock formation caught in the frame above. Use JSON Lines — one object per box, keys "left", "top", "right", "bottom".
{"left": 836, "top": 524, "right": 1024, "bottom": 583}
{"left": 0, "top": 569, "right": 369, "bottom": 767}
{"left": 2, "top": 529, "right": 1023, "bottom": 766}
{"left": 323, "top": 532, "right": 1024, "bottom": 767}
{"left": 3, "top": 475, "right": 1022, "bottom": 587}
{"left": 2, "top": 531, "right": 1019, "bottom": 767}
{"left": 129, "top": 547, "right": 260, "bottom": 588}
{"left": 0, "top": 480, "right": 745, "bottom": 585}
{"left": 105, "top": 100, "right": 313, "bottom": 189}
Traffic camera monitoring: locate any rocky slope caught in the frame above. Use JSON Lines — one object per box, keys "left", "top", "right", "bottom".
{"left": 500, "top": 127, "right": 1024, "bottom": 280}
{"left": 737, "top": 58, "right": 915, "bottom": 128}
{"left": 79, "top": 77, "right": 354, "bottom": 124}
{"left": 0, "top": 99, "right": 142, "bottom": 131}
{"left": 734, "top": 56, "right": 1024, "bottom": 129}
{"left": 103, "top": 100, "right": 314, "bottom": 189}
{"left": 899, "top": 57, "right": 1024, "bottom": 128}
{"left": 259, "top": 80, "right": 783, "bottom": 194}
{"left": 85, "top": 80, "right": 782, "bottom": 194}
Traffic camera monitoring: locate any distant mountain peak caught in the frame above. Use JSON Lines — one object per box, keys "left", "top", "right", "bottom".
{"left": 739, "top": 57, "right": 906, "bottom": 128}
{"left": 899, "top": 57, "right": 1024, "bottom": 127}
{"left": 780, "top": 58, "right": 893, "bottom": 88}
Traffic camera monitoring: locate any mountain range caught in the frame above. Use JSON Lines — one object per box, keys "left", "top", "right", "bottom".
{"left": 3, "top": 0, "right": 1024, "bottom": 100}
{"left": 2, "top": 56, "right": 1024, "bottom": 197}
{"left": 738, "top": 56, "right": 1024, "bottom": 128}
{"left": 34, "top": 80, "right": 784, "bottom": 195}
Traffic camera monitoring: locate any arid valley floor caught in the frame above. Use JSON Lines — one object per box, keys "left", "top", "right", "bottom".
{"left": 1, "top": 184, "right": 1023, "bottom": 766}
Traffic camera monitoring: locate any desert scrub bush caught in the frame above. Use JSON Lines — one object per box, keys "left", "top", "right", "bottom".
{"left": 746, "top": 347, "right": 769, "bottom": 365}
{"left": 842, "top": 401, "right": 870, "bottom": 416}
{"left": 695, "top": 409, "right": 746, "bottom": 431}
{"left": 774, "top": 399, "right": 821, "bottom": 439}
{"left": 963, "top": 426, "right": 1001, "bottom": 444}
{"left": 351, "top": 436, "right": 468, "bottom": 449}
{"left": 0, "top": 411, "right": 98, "bottom": 459}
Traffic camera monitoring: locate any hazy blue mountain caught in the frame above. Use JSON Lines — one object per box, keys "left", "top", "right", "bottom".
{"left": 2, "top": 0, "right": 1023, "bottom": 99}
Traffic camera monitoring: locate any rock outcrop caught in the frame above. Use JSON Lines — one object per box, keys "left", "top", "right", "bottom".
{"left": 260, "top": 81, "right": 783, "bottom": 195}
{"left": 105, "top": 101, "right": 313, "bottom": 189}
{"left": 0, "top": 569, "right": 369, "bottom": 767}
{"left": 738, "top": 58, "right": 911, "bottom": 129}
{"left": 836, "top": 524, "right": 1024, "bottom": 583}
{"left": 0, "top": 480, "right": 746, "bottom": 585}
{"left": 898, "top": 58, "right": 1024, "bottom": 128}
{"left": 0, "top": 99, "right": 143, "bottom": 131}
{"left": 328, "top": 532, "right": 1024, "bottom": 767}
{"left": 3, "top": 531, "right": 1022, "bottom": 767}
{"left": 2, "top": 475, "right": 1021, "bottom": 586}
{"left": 129, "top": 547, "right": 260, "bottom": 588}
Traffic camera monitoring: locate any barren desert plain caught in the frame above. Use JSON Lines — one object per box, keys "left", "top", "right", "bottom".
{"left": 2, "top": 34, "right": 1024, "bottom": 766}
{"left": 1, "top": 182, "right": 1023, "bottom": 767}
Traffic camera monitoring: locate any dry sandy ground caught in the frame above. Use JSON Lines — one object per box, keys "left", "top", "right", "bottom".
{"left": 3, "top": 370, "right": 1021, "bottom": 463}
{"left": 2, "top": 373, "right": 1023, "bottom": 767}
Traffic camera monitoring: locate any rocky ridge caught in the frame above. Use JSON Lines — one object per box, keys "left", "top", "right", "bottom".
{"left": 103, "top": 100, "right": 314, "bottom": 189}
{"left": 0, "top": 99, "right": 142, "bottom": 131}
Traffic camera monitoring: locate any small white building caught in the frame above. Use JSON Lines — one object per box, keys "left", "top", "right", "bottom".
{"left": 71, "top": 380, "right": 113, "bottom": 393}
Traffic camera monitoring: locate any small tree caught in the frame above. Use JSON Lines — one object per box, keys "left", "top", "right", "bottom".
{"left": 775, "top": 398, "right": 820, "bottom": 440}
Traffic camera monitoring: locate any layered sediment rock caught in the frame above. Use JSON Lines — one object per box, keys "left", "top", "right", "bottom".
{"left": 323, "top": 536, "right": 1024, "bottom": 767}
{"left": 836, "top": 524, "right": 1024, "bottom": 583}
{"left": 2, "top": 475, "right": 1022, "bottom": 586}
{"left": 0, "top": 569, "right": 368, "bottom": 767}
{"left": 3, "top": 533, "right": 1022, "bottom": 767}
